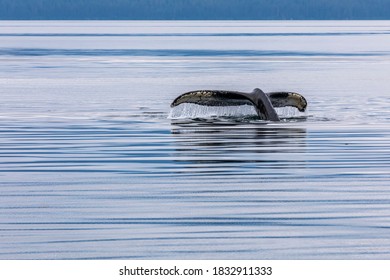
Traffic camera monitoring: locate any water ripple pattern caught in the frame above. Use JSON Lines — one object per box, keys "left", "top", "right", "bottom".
{"left": 1, "top": 21, "right": 390, "bottom": 259}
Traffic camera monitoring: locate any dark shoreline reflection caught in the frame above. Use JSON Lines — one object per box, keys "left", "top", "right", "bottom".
{"left": 170, "top": 119, "right": 307, "bottom": 177}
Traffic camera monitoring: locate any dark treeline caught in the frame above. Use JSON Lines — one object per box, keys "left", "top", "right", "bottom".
{"left": 1, "top": 0, "right": 390, "bottom": 20}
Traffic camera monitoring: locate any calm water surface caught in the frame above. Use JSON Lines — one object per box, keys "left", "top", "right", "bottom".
{"left": 1, "top": 21, "right": 390, "bottom": 259}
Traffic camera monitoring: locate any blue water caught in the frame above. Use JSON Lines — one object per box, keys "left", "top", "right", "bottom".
{"left": 1, "top": 21, "right": 390, "bottom": 259}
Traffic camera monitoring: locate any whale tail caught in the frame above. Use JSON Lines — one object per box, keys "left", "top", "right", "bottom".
{"left": 170, "top": 88, "right": 307, "bottom": 121}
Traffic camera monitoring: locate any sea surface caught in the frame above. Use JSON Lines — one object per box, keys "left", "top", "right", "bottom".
{"left": 1, "top": 21, "right": 390, "bottom": 259}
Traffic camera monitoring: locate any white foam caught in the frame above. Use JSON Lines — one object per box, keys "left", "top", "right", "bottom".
{"left": 168, "top": 104, "right": 257, "bottom": 119}
{"left": 168, "top": 103, "right": 306, "bottom": 119}
{"left": 275, "top": 107, "right": 307, "bottom": 118}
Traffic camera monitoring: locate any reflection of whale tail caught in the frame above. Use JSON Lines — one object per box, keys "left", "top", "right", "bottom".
{"left": 170, "top": 88, "right": 307, "bottom": 121}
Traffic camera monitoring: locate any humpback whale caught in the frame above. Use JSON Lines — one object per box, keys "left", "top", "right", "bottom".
{"left": 170, "top": 88, "right": 307, "bottom": 121}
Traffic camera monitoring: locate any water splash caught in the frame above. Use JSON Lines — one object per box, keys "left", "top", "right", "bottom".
{"left": 168, "top": 103, "right": 306, "bottom": 120}
{"left": 275, "top": 107, "right": 307, "bottom": 119}
{"left": 168, "top": 104, "right": 258, "bottom": 119}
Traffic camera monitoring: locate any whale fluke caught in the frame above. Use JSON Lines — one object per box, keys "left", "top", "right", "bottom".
{"left": 267, "top": 91, "right": 307, "bottom": 112}
{"left": 170, "top": 88, "right": 307, "bottom": 121}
